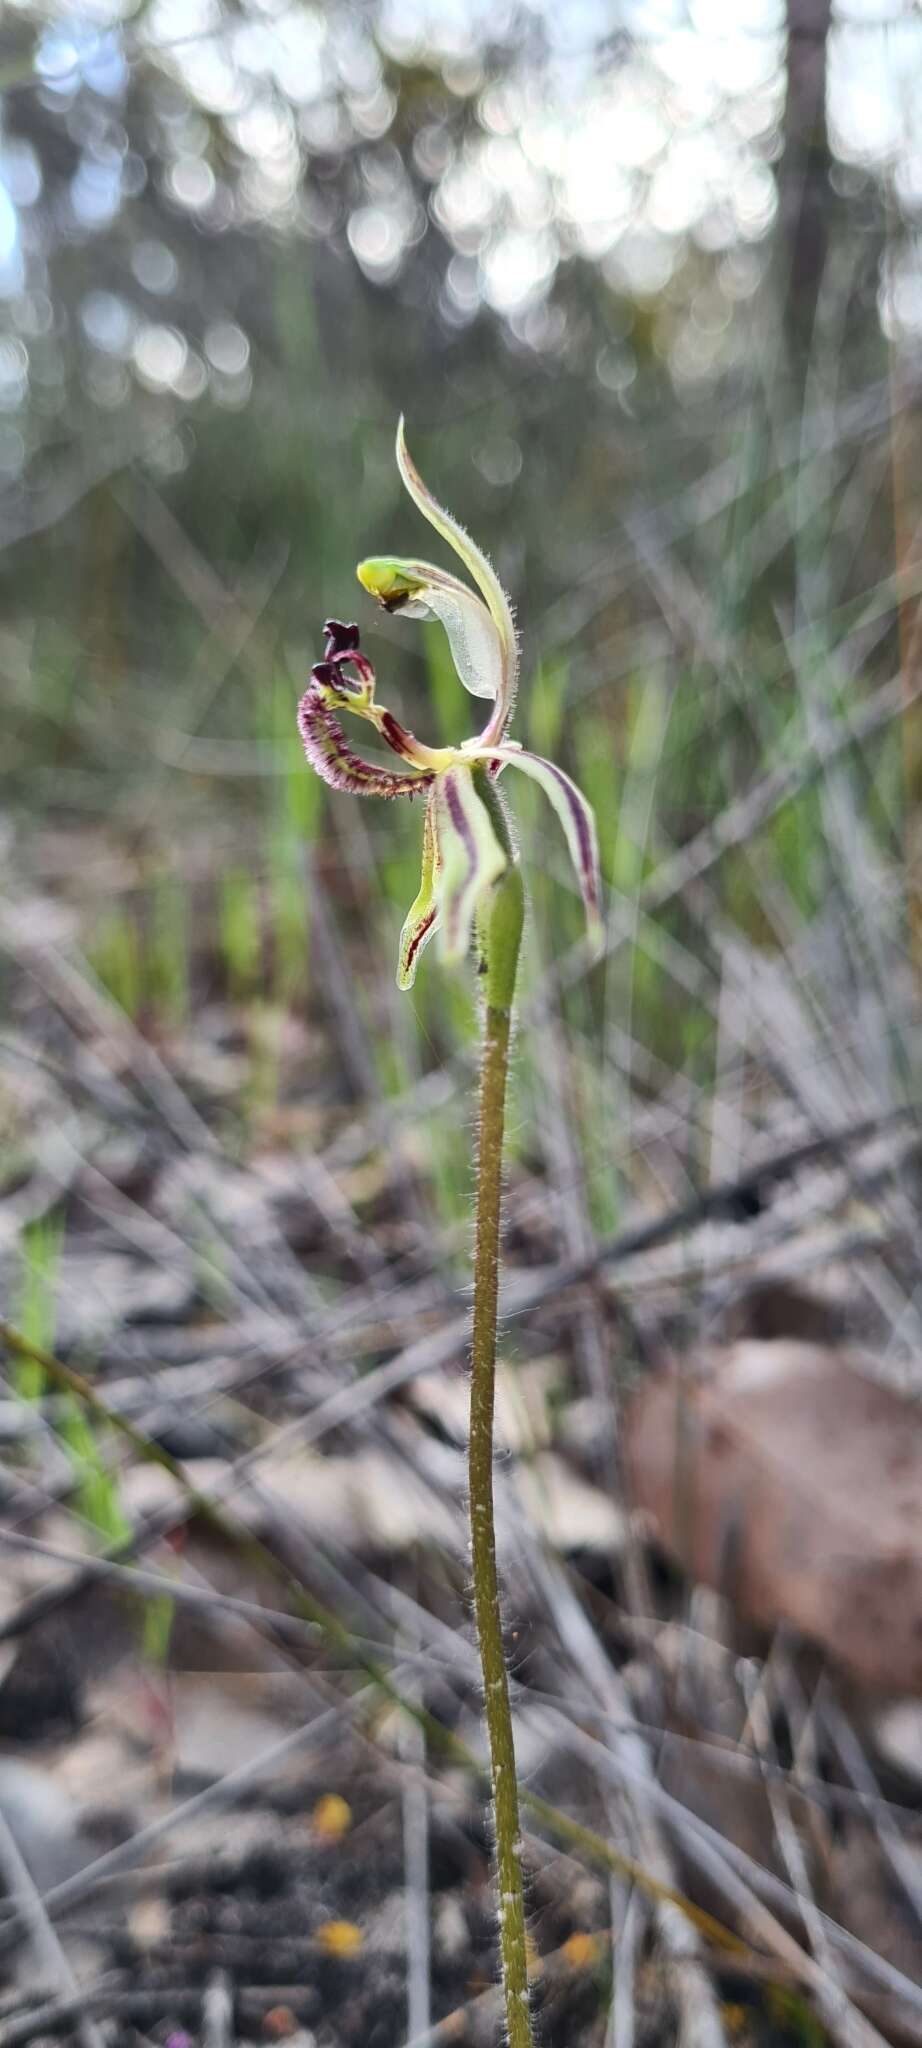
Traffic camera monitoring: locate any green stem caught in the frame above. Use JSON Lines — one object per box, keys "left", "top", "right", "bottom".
{"left": 470, "top": 770, "right": 532, "bottom": 2048}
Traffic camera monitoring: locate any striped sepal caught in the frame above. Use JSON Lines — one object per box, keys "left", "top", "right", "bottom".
{"left": 431, "top": 767, "right": 507, "bottom": 964}
{"left": 494, "top": 746, "right": 603, "bottom": 952}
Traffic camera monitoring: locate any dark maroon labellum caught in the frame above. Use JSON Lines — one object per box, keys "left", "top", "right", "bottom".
{"left": 324, "top": 619, "right": 361, "bottom": 657}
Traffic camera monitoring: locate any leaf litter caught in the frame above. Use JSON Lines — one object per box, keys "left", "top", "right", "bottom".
{"left": 0, "top": 848, "right": 921, "bottom": 2045}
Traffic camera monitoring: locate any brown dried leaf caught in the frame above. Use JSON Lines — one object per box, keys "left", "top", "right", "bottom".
{"left": 625, "top": 1341, "right": 922, "bottom": 1693}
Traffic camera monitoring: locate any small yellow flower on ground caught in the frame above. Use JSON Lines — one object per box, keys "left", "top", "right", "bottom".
{"left": 316, "top": 1918, "right": 364, "bottom": 1958}
{"left": 310, "top": 1792, "right": 352, "bottom": 1842}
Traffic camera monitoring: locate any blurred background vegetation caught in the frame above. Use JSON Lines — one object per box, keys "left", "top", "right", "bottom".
{"left": 2, "top": 0, "right": 921, "bottom": 1206}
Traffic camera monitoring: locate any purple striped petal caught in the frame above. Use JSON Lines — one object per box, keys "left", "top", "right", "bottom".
{"left": 298, "top": 689, "right": 432, "bottom": 800}
{"left": 493, "top": 746, "right": 603, "bottom": 950}
{"left": 431, "top": 767, "right": 507, "bottom": 964}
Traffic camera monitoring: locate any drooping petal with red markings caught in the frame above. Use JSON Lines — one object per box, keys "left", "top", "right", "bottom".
{"left": 431, "top": 766, "right": 507, "bottom": 964}
{"left": 297, "top": 690, "right": 432, "bottom": 800}
{"left": 492, "top": 745, "right": 603, "bottom": 952}
{"left": 397, "top": 793, "right": 441, "bottom": 990}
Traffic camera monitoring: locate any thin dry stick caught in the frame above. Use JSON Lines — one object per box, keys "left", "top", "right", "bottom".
{"left": 522, "top": 1530, "right": 727, "bottom": 2048}
{"left": 740, "top": 1660, "right": 850, "bottom": 2019}
{"left": 0, "top": 1317, "right": 746, "bottom": 1964}
{"left": 0, "top": 1803, "right": 105, "bottom": 2048}
{"left": 886, "top": 179, "right": 922, "bottom": 975}
{"left": 202, "top": 1970, "right": 235, "bottom": 2048}
{"left": 820, "top": 1690, "right": 922, "bottom": 1933}
{"left": 400, "top": 1597, "right": 432, "bottom": 2045}
{"left": 529, "top": 1703, "right": 901, "bottom": 2048}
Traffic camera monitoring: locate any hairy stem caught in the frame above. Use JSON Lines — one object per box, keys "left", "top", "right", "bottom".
{"left": 469, "top": 769, "right": 531, "bottom": 2048}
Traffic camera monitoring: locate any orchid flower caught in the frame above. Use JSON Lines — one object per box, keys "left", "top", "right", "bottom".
{"left": 298, "top": 419, "right": 602, "bottom": 989}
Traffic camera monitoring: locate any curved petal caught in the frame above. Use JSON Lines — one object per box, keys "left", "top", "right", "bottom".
{"left": 431, "top": 766, "right": 507, "bottom": 964}
{"left": 395, "top": 422, "right": 516, "bottom": 670}
{"left": 397, "top": 793, "right": 440, "bottom": 990}
{"left": 493, "top": 746, "right": 603, "bottom": 951}
{"left": 298, "top": 690, "right": 432, "bottom": 799}
{"left": 396, "top": 419, "right": 518, "bottom": 733}
{"left": 356, "top": 556, "right": 503, "bottom": 705}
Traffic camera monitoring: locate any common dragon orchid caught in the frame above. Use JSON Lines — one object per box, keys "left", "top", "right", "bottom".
{"left": 298, "top": 419, "right": 602, "bottom": 988}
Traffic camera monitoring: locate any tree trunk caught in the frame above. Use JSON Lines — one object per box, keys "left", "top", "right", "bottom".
{"left": 779, "top": 0, "right": 833, "bottom": 362}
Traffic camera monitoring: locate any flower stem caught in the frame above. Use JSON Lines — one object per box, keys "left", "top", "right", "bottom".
{"left": 470, "top": 769, "right": 532, "bottom": 2048}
